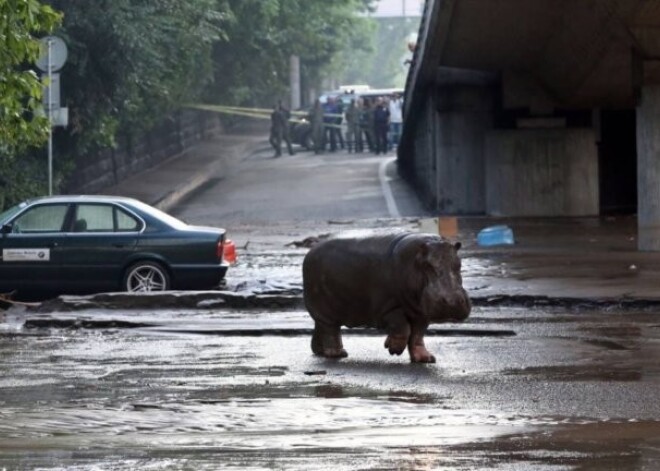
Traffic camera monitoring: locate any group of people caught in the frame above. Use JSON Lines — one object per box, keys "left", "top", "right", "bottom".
{"left": 310, "top": 94, "right": 403, "bottom": 155}
{"left": 268, "top": 93, "right": 404, "bottom": 158}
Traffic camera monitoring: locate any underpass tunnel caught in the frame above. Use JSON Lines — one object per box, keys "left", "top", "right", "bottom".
{"left": 399, "top": 0, "right": 660, "bottom": 249}
{"left": 597, "top": 109, "right": 638, "bottom": 216}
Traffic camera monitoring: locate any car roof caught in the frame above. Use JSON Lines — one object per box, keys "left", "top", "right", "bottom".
{"left": 324, "top": 88, "right": 404, "bottom": 104}
{"left": 25, "top": 195, "right": 142, "bottom": 205}
{"left": 12, "top": 194, "right": 192, "bottom": 230}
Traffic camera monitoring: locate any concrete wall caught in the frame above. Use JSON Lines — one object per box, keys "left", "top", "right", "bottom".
{"left": 433, "top": 85, "right": 491, "bottom": 214}
{"left": 636, "top": 85, "right": 660, "bottom": 251}
{"left": 403, "top": 81, "right": 600, "bottom": 218}
{"left": 408, "top": 84, "right": 492, "bottom": 214}
{"left": 411, "top": 98, "right": 436, "bottom": 208}
{"left": 485, "top": 129, "right": 599, "bottom": 216}
{"left": 65, "top": 110, "right": 222, "bottom": 194}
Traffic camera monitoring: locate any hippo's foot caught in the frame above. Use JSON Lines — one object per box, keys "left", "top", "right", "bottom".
{"left": 316, "top": 348, "right": 349, "bottom": 359}
{"left": 384, "top": 334, "right": 408, "bottom": 356}
{"left": 408, "top": 345, "right": 436, "bottom": 363}
{"left": 312, "top": 324, "right": 347, "bottom": 359}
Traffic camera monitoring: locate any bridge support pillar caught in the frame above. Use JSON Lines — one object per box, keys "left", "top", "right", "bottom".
{"left": 431, "top": 85, "right": 492, "bottom": 214}
{"left": 636, "top": 85, "right": 660, "bottom": 251}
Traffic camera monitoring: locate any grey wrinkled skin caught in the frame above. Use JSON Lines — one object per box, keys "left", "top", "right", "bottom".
{"left": 302, "top": 231, "right": 471, "bottom": 363}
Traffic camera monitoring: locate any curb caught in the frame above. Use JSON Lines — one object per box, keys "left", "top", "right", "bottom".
{"left": 154, "top": 170, "right": 212, "bottom": 212}
{"left": 30, "top": 290, "right": 660, "bottom": 313}
{"left": 150, "top": 136, "right": 269, "bottom": 212}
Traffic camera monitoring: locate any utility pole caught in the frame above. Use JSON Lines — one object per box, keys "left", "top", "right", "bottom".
{"left": 47, "top": 38, "right": 53, "bottom": 196}
{"left": 36, "top": 36, "right": 68, "bottom": 196}
{"left": 290, "top": 55, "right": 301, "bottom": 110}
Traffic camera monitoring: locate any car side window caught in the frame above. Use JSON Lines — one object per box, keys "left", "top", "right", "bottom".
{"left": 76, "top": 204, "right": 114, "bottom": 232}
{"left": 115, "top": 207, "right": 141, "bottom": 232}
{"left": 73, "top": 204, "right": 141, "bottom": 232}
{"left": 12, "top": 204, "right": 69, "bottom": 233}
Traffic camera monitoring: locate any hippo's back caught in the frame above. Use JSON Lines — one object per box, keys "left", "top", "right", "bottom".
{"left": 302, "top": 231, "right": 411, "bottom": 326}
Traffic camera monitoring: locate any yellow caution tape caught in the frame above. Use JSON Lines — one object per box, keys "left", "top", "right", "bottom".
{"left": 186, "top": 103, "right": 344, "bottom": 128}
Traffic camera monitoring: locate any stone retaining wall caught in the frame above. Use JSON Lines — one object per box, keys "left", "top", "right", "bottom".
{"left": 65, "top": 109, "right": 222, "bottom": 194}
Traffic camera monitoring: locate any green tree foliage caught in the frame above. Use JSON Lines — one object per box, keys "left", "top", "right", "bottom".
{"left": 47, "top": 0, "right": 229, "bottom": 152}
{"left": 0, "top": 0, "right": 61, "bottom": 208}
{"left": 1, "top": 0, "right": 376, "bottom": 207}
{"left": 0, "top": 0, "right": 61, "bottom": 154}
{"left": 342, "top": 17, "right": 419, "bottom": 89}
{"left": 211, "top": 0, "right": 376, "bottom": 106}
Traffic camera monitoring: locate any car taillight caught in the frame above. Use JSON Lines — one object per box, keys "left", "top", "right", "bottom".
{"left": 216, "top": 240, "right": 224, "bottom": 260}
{"left": 220, "top": 239, "right": 237, "bottom": 264}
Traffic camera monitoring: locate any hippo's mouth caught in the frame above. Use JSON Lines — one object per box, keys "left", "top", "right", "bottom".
{"left": 426, "top": 294, "right": 471, "bottom": 323}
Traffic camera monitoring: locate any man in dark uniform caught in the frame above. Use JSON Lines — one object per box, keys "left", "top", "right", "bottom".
{"left": 322, "top": 97, "right": 338, "bottom": 152}
{"left": 345, "top": 99, "right": 360, "bottom": 153}
{"left": 270, "top": 102, "right": 294, "bottom": 157}
{"left": 311, "top": 99, "right": 325, "bottom": 154}
{"left": 373, "top": 97, "right": 390, "bottom": 155}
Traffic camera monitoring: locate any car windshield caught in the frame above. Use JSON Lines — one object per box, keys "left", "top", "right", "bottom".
{"left": 0, "top": 201, "right": 27, "bottom": 225}
{"left": 127, "top": 200, "right": 188, "bottom": 229}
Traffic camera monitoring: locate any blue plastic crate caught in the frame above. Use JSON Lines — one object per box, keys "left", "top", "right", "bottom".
{"left": 477, "top": 225, "right": 515, "bottom": 247}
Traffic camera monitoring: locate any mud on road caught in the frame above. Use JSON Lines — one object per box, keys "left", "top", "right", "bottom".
{"left": 2, "top": 219, "right": 660, "bottom": 470}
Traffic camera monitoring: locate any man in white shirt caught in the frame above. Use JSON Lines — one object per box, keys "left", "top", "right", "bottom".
{"left": 388, "top": 94, "right": 403, "bottom": 151}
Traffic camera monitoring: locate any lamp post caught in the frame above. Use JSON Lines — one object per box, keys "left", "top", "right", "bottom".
{"left": 47, "top": 38, "right": 53, "bottom": 196}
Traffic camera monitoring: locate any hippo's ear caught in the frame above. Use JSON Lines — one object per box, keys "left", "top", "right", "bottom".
{"left": 414, "top": 241, "right": 431, "bottom": 265}
{"left": 454, "top": 242, "right": 462, "bottom": 252}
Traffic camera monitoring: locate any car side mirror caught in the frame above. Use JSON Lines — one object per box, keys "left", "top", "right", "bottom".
{"left": 1, "top": 224, "right": 12, "bottom": 234}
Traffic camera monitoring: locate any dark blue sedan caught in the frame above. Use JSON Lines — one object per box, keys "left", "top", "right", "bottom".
{"left": 0, "top": 195, "right": 231, "bottom": 298}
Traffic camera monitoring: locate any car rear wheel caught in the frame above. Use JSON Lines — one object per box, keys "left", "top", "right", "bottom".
{"left": 123, "top": 261, "right": 170, "bottom": 292}
{"left": 303, "top": 133, "right": 314, "bottom": 150}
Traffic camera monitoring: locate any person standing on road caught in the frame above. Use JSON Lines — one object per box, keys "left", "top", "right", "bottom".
{"left": 269, "top": 104, "right": 283, "bottom": 157}
{"left": 311, "top": 99, "right": 325, "bottom": 154}
{"left": 270, "top": 102, "right": 294, "bottom": 157}
{"left": 279, "top": 102, "right": 295, "bottom": 156}
{"left": 373, "top": 97, "right": 390, "bottom": 155}
{"left": 353, "top": 98, "right": 365, "bottom": 152}
{"left": 388, "top": 93, "right": 403, "bottom": 151}
{"left": 361, "top": 98, "right": 375, "bottom": 153}
{"left": 334, "top": 98, "right": 345, "bottom": 150}
{"left": 345, "top": 99, "right": 360, "bottom": 153}
{"left": 322, "top": 97, "right": 338, "bottom": 152}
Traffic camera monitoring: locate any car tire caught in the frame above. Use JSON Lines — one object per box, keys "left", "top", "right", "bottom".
{"left": 123, "top": 261, "right": 171, "bottom": 292}
{"left": 304, "top": 133, "right": 314, "bottom": 151}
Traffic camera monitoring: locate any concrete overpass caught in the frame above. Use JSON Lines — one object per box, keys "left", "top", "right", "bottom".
{"left": 399, "top": 0, "right": 660, "bottom": 250}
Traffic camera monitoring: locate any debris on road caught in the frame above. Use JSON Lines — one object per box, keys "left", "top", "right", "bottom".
{"left": 286, "top": 233, "right": 331, "bottom": 248}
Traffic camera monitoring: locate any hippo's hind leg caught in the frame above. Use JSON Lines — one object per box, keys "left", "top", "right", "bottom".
{"left": 312, "top": 321, "right": 348, "bottom": 359}
{"left": 382, "top": 309, "right": 411, "bottom": 356}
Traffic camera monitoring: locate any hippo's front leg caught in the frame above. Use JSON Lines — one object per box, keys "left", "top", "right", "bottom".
{"left": 312, "top": 322, "right": 348, "bottom": 358}
{"left": 407, "top": 320, "right": 435, "bottom": 363}
{"left": 382, "top": 309, "right": 411, "bottom": 356}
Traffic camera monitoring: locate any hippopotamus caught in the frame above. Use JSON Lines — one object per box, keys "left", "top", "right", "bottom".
{"left": 302, "top": 231, "right": 471, "bottom": 363}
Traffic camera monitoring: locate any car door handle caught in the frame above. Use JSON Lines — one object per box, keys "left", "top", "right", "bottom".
{"left": 49, "top": 242, "right": 58, "bottom": 248}
{"left": 112, "top": 243, "right": 126, "bottom": 248}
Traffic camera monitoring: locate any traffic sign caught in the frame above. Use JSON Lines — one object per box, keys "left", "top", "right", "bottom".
{"left": 36, "top": 36, "right": 68, "bottom": 72}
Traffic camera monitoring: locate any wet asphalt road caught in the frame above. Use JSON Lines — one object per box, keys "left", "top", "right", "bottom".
{"left": 3, "top": 303, "right": 660, "bottom": 470}
{"left": 2, "top": 145, "right": 660, "bottom": 469}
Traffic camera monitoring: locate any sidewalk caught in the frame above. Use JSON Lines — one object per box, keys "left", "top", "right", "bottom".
{"left": 100, "top": 121, "right": 269, "bottom": 212}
